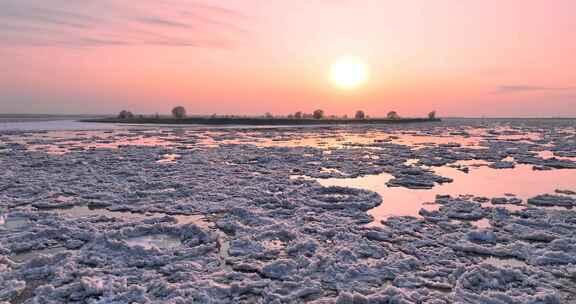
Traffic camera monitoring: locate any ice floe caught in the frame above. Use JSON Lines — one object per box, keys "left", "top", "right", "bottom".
{"left": 1, "top": 120, "right": 576, "bottom": 303}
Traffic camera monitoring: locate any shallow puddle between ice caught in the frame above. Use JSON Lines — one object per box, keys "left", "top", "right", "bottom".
{"left": 484, "top": 256, "right": 527, "bottom": 268}
{"left": 469, "top": 218, "right": 490, "bottom": 229}
{"left": 537, "top": 150, "right": 576, "bottom": 162}
{"left": 320, "top": 167, "right": 344, "bottom": 174}
{"left": 218, "top": 231, "right": 232, "bottom": 271}
{"left": 126, "top": 234, "right": 181, "bottom": 250}
{"left": 156, "top": 153, "right": 180, "bottom": 163}
{"left": 262, "top": 239, "right": 284, "bottom": 250}
{"left": 58, "top": 206, "right": 213, "bottom": 228}
{"left": 310, "top": 164, "right": 576, "bottom": 225}
{"left": 174, "top": 214, "right": 214, "bottom": 228}
{"left": 0, "top": 215, "right": 29, "bottom": 229}
{"left": 59, "top": 206, "right": 146, "bottom": 220}
{"left": 11, "top": 247, "right": 68, "bottom": 263}
{"left": 54, "top": 206, "right": 214, "bottom": 250}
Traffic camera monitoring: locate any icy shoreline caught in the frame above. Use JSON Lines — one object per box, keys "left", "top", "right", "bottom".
{"left": 1, "top": 120, "right": 576, "bottom": 303}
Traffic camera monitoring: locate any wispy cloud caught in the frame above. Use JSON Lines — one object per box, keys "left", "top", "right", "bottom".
{"left": 494, "top": 85, "right": 576, "bottom": 94}
{"left": 0, "top": 4, "right": 99, "bottom": 28}
{"left": 0, "top": 0, "right": 249, "bottom": 48}
{"left": 135, "top": 17, "right": 194, "bottom": 29}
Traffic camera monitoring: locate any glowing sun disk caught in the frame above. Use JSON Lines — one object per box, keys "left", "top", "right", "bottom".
{"left": 330, "top": 57, "right": 368, "bottom": 90}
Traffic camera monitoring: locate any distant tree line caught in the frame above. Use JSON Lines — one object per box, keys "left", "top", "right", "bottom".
{"left": 117, "top": 106, "right": 438, "bottom": 120}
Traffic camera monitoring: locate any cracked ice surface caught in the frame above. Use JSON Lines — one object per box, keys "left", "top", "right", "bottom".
{"left": 1, "top": 119, "right": 576, "bottom": 303}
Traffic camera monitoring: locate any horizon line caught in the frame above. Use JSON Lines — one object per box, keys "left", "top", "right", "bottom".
{"left": 1, "top": 113, "right": 576, "bottom": 120}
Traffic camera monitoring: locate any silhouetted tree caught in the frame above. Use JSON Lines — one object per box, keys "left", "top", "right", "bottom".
{"left": 172, "top": 106, "right": 186, "bottom": 119}
{"left": 387, "top": 111, "right": 400, "bottom": 120}
{"left": 355, "top": 110, "right": 366, "bottom": 120}
{"left": 294, "top": 111, "right": 303, "bottom": 119}
{"left": 118, "top": 110, "right": 134, "bottom": 119}
{"left": 264, "top": 112, "right": 273, "bottom": 118}
{"left": 428, "top": 111, "right": 436, "bottom": 119}
{"left": 313, "top": 109, "right": 324, "bottom": 119}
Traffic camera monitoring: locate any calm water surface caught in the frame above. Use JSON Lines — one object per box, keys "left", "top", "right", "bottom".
{"left": 314, "top": 164, "right": 576, "bottom": 224}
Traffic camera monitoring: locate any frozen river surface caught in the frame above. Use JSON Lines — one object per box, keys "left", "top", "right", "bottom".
{"left": 1, "top": 118, "right": 576, "bottom": 303}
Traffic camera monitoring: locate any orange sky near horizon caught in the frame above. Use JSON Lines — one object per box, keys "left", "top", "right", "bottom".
{"left": 1, "top": 0, "right": 575, "bottom": 117}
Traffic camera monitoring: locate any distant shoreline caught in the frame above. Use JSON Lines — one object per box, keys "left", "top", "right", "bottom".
{"left": 81, "top": 117, "right": 442, "bottom": 126}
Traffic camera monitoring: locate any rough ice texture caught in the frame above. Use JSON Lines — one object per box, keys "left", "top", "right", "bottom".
{"left": 1, "top": 120, "right": 576, "bottom": 303}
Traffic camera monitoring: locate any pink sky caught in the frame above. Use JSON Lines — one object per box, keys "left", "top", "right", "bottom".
{"left": 1, "top": 0, "right": 575, "bottom": 117}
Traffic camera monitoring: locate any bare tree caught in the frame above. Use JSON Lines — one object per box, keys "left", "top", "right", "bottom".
{"left": 118, "top": 110, "right": 134, "bottom": 119}
{"left": 313, "top": 109, "right": 324, "bottom": 119}
{"left": 387, "top": 111, "right": 400, "bottom": 120}
{"left": 264, "top": 112, "right": 273, "bottom": 118}
{"left": 294, "top": 111, "right": 303, "bottom": 119}
{"left": 354, "top": 110, "right": 366, "bottom": 120}
{"left": 172, "top": 106, "right": 187, "bottom": 119}
{"left": 428, "top": 111, "right": 436, "bottom": 119}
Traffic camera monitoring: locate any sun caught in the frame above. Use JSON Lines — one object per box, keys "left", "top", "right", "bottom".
{"left": 330, "top": 56, "right": 368, "bottom": 90}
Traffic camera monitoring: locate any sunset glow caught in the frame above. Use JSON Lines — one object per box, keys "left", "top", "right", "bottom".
{"left": 0, "top": 0, "right": 575, "bottom": 117}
